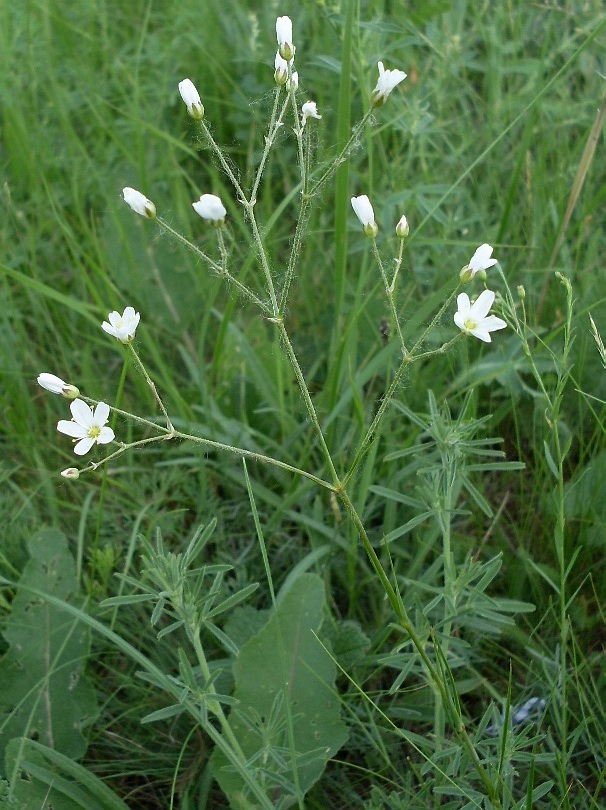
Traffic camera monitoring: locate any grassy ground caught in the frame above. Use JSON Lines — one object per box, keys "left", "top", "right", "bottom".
{"left": 1, "top": 0, "right": 605, "bottom": 808}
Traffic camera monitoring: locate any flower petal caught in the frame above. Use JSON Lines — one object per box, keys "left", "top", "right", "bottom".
{"left": 74, "top": 437, "right": 95, "bottom": 456}
{"left": 70, "top": 398, "right": 94, "bottom": 427}
{"left": 470, "top": 328, "right": 492, "bottom": 343}
{"left": 93, "top": 401, "right": 111, "bottom": 424}
{"left": 470, "top": 289, "right": 495, "bottom": 320}
{"left": 456, "top": 293, "right": 472, "bottom": 316}
{"left": 97, "top": 426, "right": 115, "bottom": 445}
{"left": 57, "top": 420, "right": 87, "bottom": 439}
{"left": 453, "top": 311, "right": 467, "bottom": 330}
{"left": 482, "top": 315, "right": 507, "bottom": 332}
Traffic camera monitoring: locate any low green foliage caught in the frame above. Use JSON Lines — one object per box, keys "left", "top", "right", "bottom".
{"left": 0, "top": 531, "right": 97, "bottom": 767}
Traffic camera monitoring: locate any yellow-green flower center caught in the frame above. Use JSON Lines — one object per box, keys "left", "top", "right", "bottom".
{"left": 88, "top": 425, "right": 101, "bottom": 439}
{"left": 464, "top": 317, "right": 478, "bottom": 331}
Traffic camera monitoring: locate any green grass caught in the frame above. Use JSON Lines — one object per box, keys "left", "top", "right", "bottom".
{"left": 1, "top": 0, "right": 605, "bottom": 808}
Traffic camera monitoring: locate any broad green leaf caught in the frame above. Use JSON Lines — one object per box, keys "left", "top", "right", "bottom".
{"left": 0, "top": 531, "right": 97, "bottom": 770}
{"left": 211, "top": 574, "right": 348, "bottom": 808}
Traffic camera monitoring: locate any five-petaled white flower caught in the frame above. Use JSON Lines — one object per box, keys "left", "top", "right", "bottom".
{"left": 57, "top": 400, "right": 115, "bottom": 456}
{"left": 192, "top": 194, "right": 227, "bottom": 225}
{"left": 468, "top": 244, "right": 498, "bottom": 276}
{"left": 122, "top": 187, "right": 156, "bottom": 219}
{"left": 351, "top": 195, "right": 378, "bottom": 237}
{"left": 178, "top": 78, "right": 204, "bottom": 120}
{"left": 301, "top": 100, "right": 321, "bottom": 128}
{"left": 371, "top": 61, "right": 407, "bottom": 107}
{"left": 276, "top": 16, "right": 294, "bottom": 61}
{"left": 37, "top": 373, "right": 80, "bottom": 399}
{"left": 102, "top": 306, "right": 140, "bottom": 342}
{"left": 454, "top": 290, "right": 507, "bottom": 343}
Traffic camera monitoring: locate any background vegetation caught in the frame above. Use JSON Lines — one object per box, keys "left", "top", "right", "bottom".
{"left": 1, "top": 0, "right": 604, "bottom": 808}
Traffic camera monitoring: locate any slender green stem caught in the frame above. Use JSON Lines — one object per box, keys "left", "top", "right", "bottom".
{"left": 156, "top": 217, "right": 222, "bottom": 274}
{"left": 244, "top": 205, "right": 279, "bottom": 314}
{"left": 277, "top": 322, "right": 340, "bottom": 486}
{"left": 308, "top": 110, "right": 375, "bottom": 198}
{"left": 390, "top": 238, "right": 406, "bottom": 294}
{"left": 74, "top": 411, "right": 334, "bottom": 491}
{"left": 250, "top": 87, "right": 288, "bottom": 205}
{"left": 343, "top": 287, "right": 460, "bottom": 486}
{"left": 190, "top": 628, "right": 246, "bottom": 759}
{"left": 159, "top": 216, "right": 269, "bottom": 312}
{"left": 338, "top": 488, "right": 501, "bottom": 807}
{"left": 371, "top": 237, "right": 407, "bottom": 355}
{"left": 128, "top": 343, "right": 173, "bottom": 430}
{"left": 199, "top": 120, "right": 246, "bottom": 203}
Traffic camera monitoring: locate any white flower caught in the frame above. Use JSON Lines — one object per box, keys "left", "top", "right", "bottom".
{"left": 395, "top": 214, "right": 409, "bottom": 239}
{"left": 351, "top": 195, "right": 378, "bottom": 237}
{"left": 287, "top": 71, "right": 299, "bottom": 91}
{"left": 301, "top": 100, "right": 321, "bottom": 128}
{"left": 57, "top": 400, "right": 115, "bottom": 456}
{"left": 61, "top": 467, "right": 80, "bottom": 480}
{"left": 37, "top": 373, "right": 80, "bottom": 399}
{"left": 102, "top": 306, "right": 140, "bottom": 342}
{"left": 178, "top": 78, "right": 204, "bottom": 120}
{"left": 454, "top": 290, "right": 507, "bottom": 343}
{"left": 276, "top": 16, "right": 294, "bottom": 61}
{"left": 469, "top": 243, "right": 498, "bottom": 275}
{"left": 274, "top": 52, "right": 290, "bottom": 86}
{"left": 371, "top": 61, "right": 407, "bottom": 107}
{"left": 192, "top": 194, "right": 227, "bottom": 225}
{"left": 122, "top": 187, "right": 156, "bottom": 219}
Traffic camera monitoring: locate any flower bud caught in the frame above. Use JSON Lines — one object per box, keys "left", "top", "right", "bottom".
{"left": 276, "top": 16, "right": 294, "bottom": 61}
{"left": 178, "top": 78, "right": 204, "bottom": 120}
{"left": 61, "top": 468, "right": 80, "bottom": 480}
{"left": 274, "top": 52, "right": 289, "bottom": 86}
{"left": 395, "top": 214, "right": 409, "bottom": 239}
{"left": 287, "top": 71, "right": 299, "bottom": 92}
{"left": 192, "top": 194, "right": 227, "bottom": 226}
{"left": 459, "top": 265, "right": 472, "bottom": 283}
{"left": 37, "top": 373, "right": 80, "bottom": 399}
{"left": 351, "top": 195, "right": 378, "bottom": 238}
{"left": 517, "top": 285, "right": 526, "bottom": 300}
{"left": 122, "top": 187, "right": 156, "bottom": 219}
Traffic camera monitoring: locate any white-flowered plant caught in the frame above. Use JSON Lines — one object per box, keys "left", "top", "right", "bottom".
{"left": 178, "top": 78, "right": 204, "bottom": 120}
{"left": 35, "top": 17, "right": 533, "bottom": 803}
{"left": 102, "top": 306, "right": 141, "bottom": 342}
{"left": 276, "top": 15, "right": 294, "bottom": 61}
{"left": 371, "top": 61, "right": 407, "bottom": 107}
{"left": 301, "top": 100, "right": 321, "bottom": 128}
{"left": 461, "top": 243, "right": 498, "bottom": 281}
{"left": 351, "top": 195, "right": 378, "bottom": 237}
{"left": 122, "top": 187, "right": 156, "bottom": 219}
{"left": 192, "top": 194, "right": 227, "bottom": 225}
{"left": 37, "top": 373, "right": 80, "bottom": 399}
{"left": 454, "top": 290, "right": 507, "bottom": 343}
{"left": 57, "top": 400, "right": 115, "bottom": 456}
